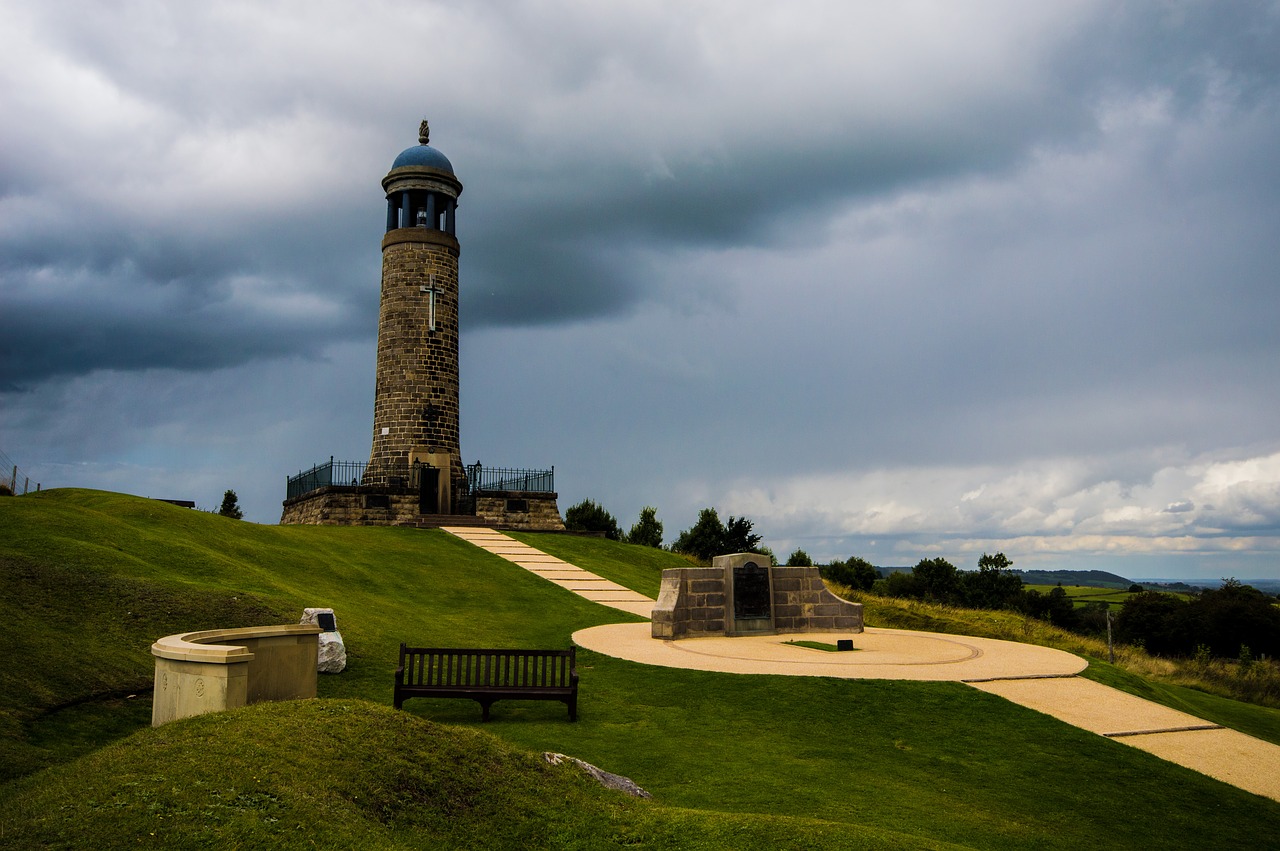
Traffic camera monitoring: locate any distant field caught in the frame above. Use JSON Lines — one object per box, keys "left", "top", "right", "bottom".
{"left": 1024, "top": 584, "right": 1194, "bottom": 610}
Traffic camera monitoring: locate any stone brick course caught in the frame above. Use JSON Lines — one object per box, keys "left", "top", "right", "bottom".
{"left": 651, "top": 560, "right": 862, "bottom": 640}
{"left": 369, "top": 233, "right": 462, "bottom": 483}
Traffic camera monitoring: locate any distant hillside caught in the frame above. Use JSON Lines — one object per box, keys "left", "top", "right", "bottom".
{"left": 1011, "top": 569, "right": 1134, "bottom": 589}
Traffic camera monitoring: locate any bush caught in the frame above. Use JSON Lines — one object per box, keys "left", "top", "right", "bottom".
{"left": 822, "top": 557, "right": 878, "bottom": 591}
{"left": 625, "top": 506, "right": 664, "bottom": 548}
{"left": 218, "top": 490, "right": 243, "bottom": 520}
{"left": 564, "top": 499, "right": 621, "bottom": 540}
{"left": 786, "top": 548, "right": 813, "bottom": 567}
{"left": 672, "top": 508, "right": 764, "bottom": 564}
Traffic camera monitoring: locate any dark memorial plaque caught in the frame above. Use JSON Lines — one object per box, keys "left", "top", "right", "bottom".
{"left": 733, "top": 561, "right": 772, "bottom": 620}
{"left": 316, "top": 612, "right": 337, "bottom": 632}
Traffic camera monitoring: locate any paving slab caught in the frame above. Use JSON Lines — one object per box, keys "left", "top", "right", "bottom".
{"left": 967, "top": 676, "right": 1214, "bottom": 736}
{"left": 572, "top": 623, "right": 1086, "bottom": 681}
{"left": 443, "top": 527, "right": 653, "bottom": 618}
{"left": 1114, "top": 727, "right": 1280, "bottom": 801}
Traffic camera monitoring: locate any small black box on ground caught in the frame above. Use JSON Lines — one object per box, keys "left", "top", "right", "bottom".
{"left": 836, "top": 639, "right": 854, "bottom": 651}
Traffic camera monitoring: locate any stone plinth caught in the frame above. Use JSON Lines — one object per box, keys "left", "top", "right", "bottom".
{"left": 281, "top": 486, "right": 564, "bottom": 530}
{"left": 151, "top": 624, "right": 321, "bottom": 726}
{"left": 280, "top": 486, "right": 423, "bottom": 525}
{"left": 651, "top": 555, "right": 863, "bottom": 640}
{"left": 475, "top": 492, "right": 565, "bottom": 530}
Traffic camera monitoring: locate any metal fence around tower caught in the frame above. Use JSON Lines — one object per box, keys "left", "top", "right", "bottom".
{"left": 286, "top": 458, "right": 553, "bottom": 501}
{"left": 465, "top": 464, "right": 555, "bottom": 494}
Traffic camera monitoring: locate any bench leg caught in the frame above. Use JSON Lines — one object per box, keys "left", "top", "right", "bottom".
{"left": 568, "top": 694, "right": 578, "bottom": 722}
{"left": 479, "top": 699, "right": 493, "bottom": 722}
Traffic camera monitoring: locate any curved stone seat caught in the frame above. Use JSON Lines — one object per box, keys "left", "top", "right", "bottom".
{"left": 151, "top": 624, "right": 321, "bottom": 726}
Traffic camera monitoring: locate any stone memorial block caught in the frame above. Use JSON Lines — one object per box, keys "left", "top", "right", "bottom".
{"left": 652, "top": 554, "right": 864, "bottom": 640}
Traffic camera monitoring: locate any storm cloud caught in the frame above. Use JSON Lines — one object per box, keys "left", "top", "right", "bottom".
{"left": 3, "top": 1, "right": 1279, "bottom": 579}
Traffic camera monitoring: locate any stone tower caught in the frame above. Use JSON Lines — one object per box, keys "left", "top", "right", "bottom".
{"left": 367, "top": 120, "right": 464, "bottom": 512}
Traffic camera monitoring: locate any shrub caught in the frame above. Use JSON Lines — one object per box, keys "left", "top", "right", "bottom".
{"left": 822, "top": 557, "right": 878, "bottom": 591}
{"left": 672, "top": 508, "right": 765, "bottom": 563}
{"left": 625, "top": 506, "right": 664, "bottom": 548}
{"left": 564, "top": 499, "right": 621, "bottom": 540}
{"left": 786, "top": 548, "right": 813, "bottom": 567}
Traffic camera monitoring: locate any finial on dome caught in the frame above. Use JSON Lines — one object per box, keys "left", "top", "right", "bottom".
{"left": 418, "top": 119, "right": 430, "bottom": 145}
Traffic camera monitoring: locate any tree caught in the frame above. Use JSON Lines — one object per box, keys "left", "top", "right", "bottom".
{"left": 564, "top": 498, "right": 621, "bottom": 540}
{"left": 821, "top": 556, "right": 878, "bottom": 591}
{"left": 723, "top": 516, "right": 763, "bottom": 554}
{"left": 672, "top": 508, "right": 727, "bottom": 563}
{"left": 912, "top": 557, "right": 960, "bottom": 604}
{"left": 218, "top": 490, "right": 243, "bottom": 520}
{"left": 1188, "top": 579, "right": 1280, "bottom": 659}
{"left": 786, "top": 548, "right": 813, "bottom": 566}
{"left": 625, "top": 506, "right": 664, "bottom": 548}
{"left": 1116, "top": 591, "right": 1190, "bottom": 656}
{"left": 961, "top": 552, "right": 1023, "bottom": 610}
{"left": 672, "top": 508, "right": 766, "bottom": 563}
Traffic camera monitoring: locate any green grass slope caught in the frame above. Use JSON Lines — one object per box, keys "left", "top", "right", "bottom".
{"left": 0, "top": 489, "right": 631, "bottom": 780}
{"left": 509, "top": 531, "right": 695, "bottom": 598}
{"left": 3, "top": 490, "right": 1280, "bottom": 849}
{"left": 1, "top": 700, "right": 958, "bottom": 851}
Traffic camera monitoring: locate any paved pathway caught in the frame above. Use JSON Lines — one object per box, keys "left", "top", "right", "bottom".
{"left": 443, "top": 527, "right": 1280, "bottom": 802}
{"left": 442, "top": 527, "right": 654, "bottom": 617}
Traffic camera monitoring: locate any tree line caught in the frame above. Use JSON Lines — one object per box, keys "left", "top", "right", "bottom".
{"left": 564, "top": 500, "right": 768, "bottom": 563}
{"left": 564, "top": 497, "right": 1280, "bottom": 662}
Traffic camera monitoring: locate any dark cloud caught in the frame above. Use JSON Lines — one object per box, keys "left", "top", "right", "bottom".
{"left": 3, "top": 1, "right": 1280, "bottom": 577}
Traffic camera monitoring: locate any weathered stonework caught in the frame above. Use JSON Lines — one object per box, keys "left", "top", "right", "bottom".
{"left": 651, "top": 556, "right": 863, "bottom": 640}
{"left": 369, "top": 164, "right": 464, "bottom": 495}
{"left": 475, "top": 492, "right": 566, "bottom": 531}
{"left": 280, "top": 485, "right": 565, "bottom": 531}
{"left": 281, "top": 125, "right": 565, "bottom": 533}
{"left": 280, "top": 487, "right": 423, "bottom": 526}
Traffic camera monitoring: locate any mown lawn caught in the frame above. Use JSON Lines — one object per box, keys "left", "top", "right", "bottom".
{"left": 3, "top": 490, "right": 1280, "bottom": 850}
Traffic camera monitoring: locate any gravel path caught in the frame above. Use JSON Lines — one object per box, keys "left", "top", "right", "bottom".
{"left": 445, "top": 528, "right": 1280, "bottom": 802}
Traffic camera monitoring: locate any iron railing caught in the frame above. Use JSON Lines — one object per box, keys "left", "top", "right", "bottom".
{"left": 466, "top": 463, "right": 554, "bottom": 494}
{"left": 287, "top": 458, "right": 553, "bottom": 501}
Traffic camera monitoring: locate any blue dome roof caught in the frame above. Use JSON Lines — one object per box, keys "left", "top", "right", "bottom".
{"left": 391, "top": 144, "right": 454, "bottom": 174}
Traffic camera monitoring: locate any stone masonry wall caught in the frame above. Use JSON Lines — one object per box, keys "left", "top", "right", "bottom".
{"left": 651, "top": 563, "right": 862, "bottom": 639}
{"left": 475, "top": 492, "right": 566, "bottom": 531}
{"left": 282, "top": 487, "right": 565, "bottom": 531}
{"left": 280, "top": 488, "right": 422, "bottom": 526}
{"left": 368, "top": 230, "right": 462, "bottom": 484}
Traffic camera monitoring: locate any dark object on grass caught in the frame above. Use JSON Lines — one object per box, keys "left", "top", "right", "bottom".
{"left": 394, "top": 644, "right": 579, "bottom": 721}
{"left": 837, "top": 639, "right": 854, "bottom": 651}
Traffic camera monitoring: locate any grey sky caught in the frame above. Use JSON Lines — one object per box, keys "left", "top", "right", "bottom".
{"left": 3, "top": 1, "right": 1279, "bottom": 580}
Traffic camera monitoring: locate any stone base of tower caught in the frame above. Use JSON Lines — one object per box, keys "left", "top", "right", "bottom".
{"left": 280, "top": 485, "right": 564, "bottom": 531}
{"left": 474, "top": 491, "right": 566, "bottom": 531}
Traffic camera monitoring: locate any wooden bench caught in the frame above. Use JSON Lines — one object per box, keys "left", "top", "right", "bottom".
{"left": 394, "top": 644, "right": 578, "bottom": 721}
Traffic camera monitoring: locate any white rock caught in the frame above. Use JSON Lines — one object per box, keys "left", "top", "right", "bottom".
{"left": 543, "top": 752, "right": 652, "bottom": 798}
{"left": 317, "top": 631, "right": 347, "bottom": 673}
{"left": 301, "top": 608, "right": 347, "bottom": 673}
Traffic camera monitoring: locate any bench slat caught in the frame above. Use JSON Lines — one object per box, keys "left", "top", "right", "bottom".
{"left": 394, "top": 644, "right": 578, "bottom": 721}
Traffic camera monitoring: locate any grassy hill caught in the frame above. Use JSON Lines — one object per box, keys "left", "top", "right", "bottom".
{"left": 3, "top": 489, "right": 1280, "bottom": 849}
{"left": 1012, "top": 569, "right": 1134, "bottom": 589}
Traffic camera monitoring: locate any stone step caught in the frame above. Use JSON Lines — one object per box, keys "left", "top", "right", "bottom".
{"left": 396, "top": 514, "right": 493, "bottom": 529}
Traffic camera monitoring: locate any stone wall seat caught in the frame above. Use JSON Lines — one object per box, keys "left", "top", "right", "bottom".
{"left": 150, "top": 624, "right": 321, "bottom": 726}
